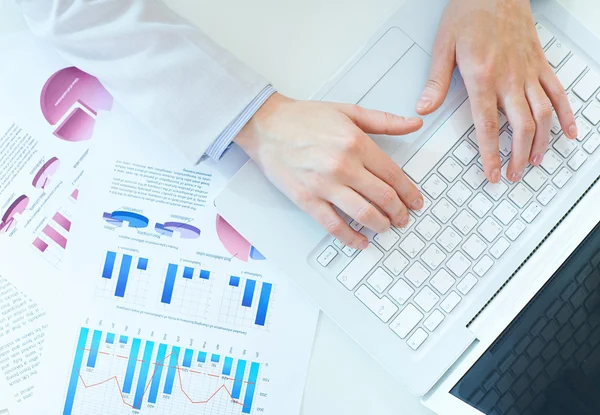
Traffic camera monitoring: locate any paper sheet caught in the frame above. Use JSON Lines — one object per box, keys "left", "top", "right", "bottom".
{"left": 32, "top": 107, "right": 319, "bottom": 414}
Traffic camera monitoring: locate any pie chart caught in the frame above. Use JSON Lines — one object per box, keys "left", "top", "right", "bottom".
{"left": 103, "top": 211, "right": 149, "bottom": 228}
{"left": 0, "top": 195, "right": 29, "bottom": 234}
{"left": 155, "top": 222, "right": 201, "bottom": 239}
{"left": 215, "top": 214, "right": 266, "bottom": 262}
{"left": 32, "top": 157, "right": 60, "bottom": 189}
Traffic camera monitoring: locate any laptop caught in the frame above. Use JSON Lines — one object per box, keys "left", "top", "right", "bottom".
{"left": 216, "top": 0, "right": 600, "bottom": 412}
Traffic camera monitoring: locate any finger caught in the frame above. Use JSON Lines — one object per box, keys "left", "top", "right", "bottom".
{"left": 525, "top": 81, "right": 552, "bottom": 166}
{"left": 464, "top": 85, "right": 502, "bottom": 183}
{"left": 349, "top": 169, "right": 410, "bottom": 228}
{"left": 539, "top": 67, "right": 577, "bottom": 139}
{"left": 329, "top": 186, "right": 391, "bottom": 234}
{"left": 361, "top": 140, "right": 423, "bottom": 211}
{"left": 307, "top": 200, "right": 368, "bottom": 249}
{"left": 502, "top": 92, "right": 536, "bottom": 181}
{"left": 416, "top": 25, "right": 456, "bottom": 115}
{"left": 338, "top": 105, "right": 424, "bottom": 136}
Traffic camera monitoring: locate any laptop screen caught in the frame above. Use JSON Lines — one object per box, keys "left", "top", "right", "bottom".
{"left": 450, "top": 221, "right": 600, "bottom": 415}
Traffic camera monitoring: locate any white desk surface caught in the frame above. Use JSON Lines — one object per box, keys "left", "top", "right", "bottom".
{"left": 0, "top": 0, "right": 599, "bottom": 414}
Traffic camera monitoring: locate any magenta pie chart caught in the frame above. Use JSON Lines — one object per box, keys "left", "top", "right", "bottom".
{"left": 40, "top": 67, "right": 113, "bottom": 142}
{"left": 32, "top": 157, "right": 60, "bottom": 189}
{"left": 0, "top": 195, "right": 29, "bottom": 234}
{"left": 216, "top": 215, "right": 265, "bottom": 262}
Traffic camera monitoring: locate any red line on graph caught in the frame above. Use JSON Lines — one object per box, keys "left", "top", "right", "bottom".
{"left": 176, "top": 366, "right": 244, "bottom": 407}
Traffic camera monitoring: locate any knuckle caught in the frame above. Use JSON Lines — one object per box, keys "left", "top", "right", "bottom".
{"left": 323, "top": 216, "right": 345, "bottom": 236}
{"left": 325, "top": 157, "right": 348, "bottom": 177}
{"left": 425, "top": 76, "right": 445, "bottom": 92}
{"left": 519, "top": 119, "right": 537, "bottom": 137}
{"left": 293, "top": 188, "right": 314, "bottom": 211}
{"left": 481, "top": 119, "right": 499, "bottom": 135}
{"left": 343, "top": 134, "right": 363, "bottom": 154}
{"left": 471, "top": 63, "right": 495, "bottom": 85}
{"left": 355, "top": 203, "right": 375, "bottom": 224}
{"left": 534, "top": 100, "right": 553, "bottom": 119}
{"left": 384, "top": 165, "right": 401, "bottom": 185}
{"left": 379, "top": 187, "right": 398, "bottom": 208}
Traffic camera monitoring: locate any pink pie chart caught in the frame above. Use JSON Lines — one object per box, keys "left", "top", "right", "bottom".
{"left": 0, "top": 195, "right": 29, "bottom": 234}
{"left": 215, "top": 215, "right": 265, "bottom": 262}
{"left": 32, "top": 157, "right": 60, "bottom": 189}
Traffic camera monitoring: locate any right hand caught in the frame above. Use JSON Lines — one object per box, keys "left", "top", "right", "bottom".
{"left": 234, "top": 93, "right": 425, "bottom": 250}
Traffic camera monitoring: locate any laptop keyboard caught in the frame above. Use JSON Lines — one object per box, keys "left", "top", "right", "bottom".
{"left": 311, "top": 23, "right": 600, "bottom": 352}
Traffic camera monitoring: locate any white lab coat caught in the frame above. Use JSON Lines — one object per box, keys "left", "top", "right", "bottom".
{"left": 14, "top": 0, "right": 270, "bottom": 162}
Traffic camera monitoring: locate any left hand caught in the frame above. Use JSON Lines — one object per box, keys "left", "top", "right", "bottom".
{"left": 416, "top": 0, "right": 577, "bottom": 183}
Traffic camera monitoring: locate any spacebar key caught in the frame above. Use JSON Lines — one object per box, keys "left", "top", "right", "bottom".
{"left": 337, "top": 243, "right": 383, "bottom": 290}
{"left": 403, "top": 98, "right": 474, "bottom": 183}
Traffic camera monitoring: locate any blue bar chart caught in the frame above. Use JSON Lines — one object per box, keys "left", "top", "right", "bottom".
{"left": 63, "top": 327, "right": 263, "bottom": 414}
{"left": 220, "top": 277, "right": 274, "bottom": 328}
{"left": 157, "top": 263, "right": 212, "bottom": 318}
{"left": 97, "top": 251, "right": 150, "bottom": 305}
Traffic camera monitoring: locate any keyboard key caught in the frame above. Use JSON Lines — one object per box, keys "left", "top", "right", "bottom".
{"left": 399, "top": 233, "right": 426, "bottom": 258}
{"left": 575, "top": 116, "right": 592, "bottom": 141}
{"left": 414, "top": 286, "right": 440, "bottom": 313}
{"left": 574, "top": 70, "right": 600, "bottom": 101}
{"left": 537, "top": 185, "right": 558, "bottom": 206}
{"left": 421, "top": 244, "right": 447, "bottom": 270}
{"left": 498, "top": 110, "right": 508, "bottom": 129}
{"left": 447, "top": 251, "right": 472, "bottom": 277}
{"left": 374, "top": 228, "right": 400, "bottom": 251}
{"left": 490, "top": 237, "right": 510, "bottom": 259}
{"left": 552, "top": 167, "right": 573, "bottom": 188}
{"left": 430, "top": 269, "right": 456, "bottom": 295}
{"left": 333, "top": 239, "right": 345, "bottom": 249}
{"left": 567, "top": 93, "right": 583, "bottom": 115}
{"left": 431, "top": 198, "right": 457, "bottom": 223}
{"left": 493, "top": 200, "right": 518, "bottom": 226}
{"left": 447, "top": 181, "right": 473, "bottom": 206}
{"left": 415, "top": 215, "right": 442, "bottom": 241}
{"left": 453, "top": 210, "right": 478, "bottom": 235}
{"left": 474, "top": 256, "right": 494, "bottom": 277}
{"left": 412, "top": 196, "right": 432, "bottom": 217}
{"left": 457, "top": 273, "right": 478, "bottom": 294}
{"left": 355, "top": 285, "right": 398, "bottom": 323}
{"left": 437, "top": 227, "right": 462, "bottom": 253}
{"left": 441, "top": 291, "right": 462, "bottom": 313}
{"left": 337, "top": 243, "right": 383, "bottom": 290}
{"left": 407, "top": 328, "right": 428, "bottom": 350}
{"left": 540, "top": 149, "right": 563, "bottom": 175}
{"left": 389, "top": 279, "right": 415, "bottom": 305}
{"left": 424, "top": 310, "right": 445, "bottom": 332}
{"left": 422, "top": 174, "right": 447, "bottom": 199}
{"left": 453, "top": 141, "right": 479, "bottom": 165}
{"left": 468, "top": 193, "right": 494, "bottom": 218}
{"left": 484, "top": 181, "right": 509, "bottom": 201}
{"left": 551, "top": 110, "right": 562, "bottom": 134}
{"left": 508, "top": 183, "right": 533, "bottom": 208}
{"left": 405, "top": 262, "right": 430, "bottom": 288}
{"left": 498, "top": 131, "right": 512, "bottom": 156}
{"left": 342, "top": 245, "right": 357, "bottom": 257}
{"left": 556, "top": 54, "right": 586, "bottom": 89}
{"left": 523, "top": 167, "right": 548, "bottom": 191}
{"left": 317, "top": 246, "right": 338, "bottom": 266}
{"left": 390, "top": 304, "right": 423, "bottom": 339}
{"left": 383, "top": 250, "right": 410, "bottom": 276}
{"left": 553, "top": 134, "right": 578, "bottom": 157}
{"left": 583, "top": 100, "right": 600, "bottom": 125}
{"left": 463, "top": 234, "right": 487, "bottom": 259}
{"left": 536, "top": 23, "right": 554, "bottom": 48}
{"left": 349, "top": 219, "right": 363, "bottom": 231}
{"left": 583, "top": 133, "right": 600, "bottom": 153}
{"left": 438, "top": 157, "right": 463, "bottom": 182}
{"left": 463, "top": 165, "right": 486, "bottom": 189}
{"left": 506, "top": 219, "right": 526, "bottom": 241}
{"left": 477, "top": 217, "right": 503, "bottom": 242}
{"left": 545, "top": 40, "right": 570, "bottom": 67}
{"left": 568, "top": 149, "right": 588, "bottom": 171}
{"left": 367, "top": 267, "right": 393, "bottom": 293}
{"left": 522, "top": 202, "right": 542, "bottom": 223}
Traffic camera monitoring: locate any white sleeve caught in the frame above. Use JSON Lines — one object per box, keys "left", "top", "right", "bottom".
{"left": 14, "top": 0, "right": 270, "bottom": 162}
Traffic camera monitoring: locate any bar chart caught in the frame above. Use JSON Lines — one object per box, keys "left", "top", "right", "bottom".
{"left": 31, "top": 205, "right": 73, "bottom": 267}
{"left": 63, "top": 327, "right": 263, "bottom": 414}
{"left": 220, "top": 277, "right": 274, "bottom": 329}
{"left": 156, "top": 263, "right": 212, "bottom": 317}
{"left": 95, "top": 251, "right": 150, "bottom": 306}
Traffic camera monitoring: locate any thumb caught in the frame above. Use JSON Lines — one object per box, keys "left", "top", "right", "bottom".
{"left": 416, "top": 33, "right": 456, "bottom": 115}
{"left": 339, "top": 104, "right": 424, "bottom": 136}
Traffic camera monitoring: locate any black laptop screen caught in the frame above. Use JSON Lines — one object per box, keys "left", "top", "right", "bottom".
{"left": 450, "top": 221, "right": 600, "bottom": 415}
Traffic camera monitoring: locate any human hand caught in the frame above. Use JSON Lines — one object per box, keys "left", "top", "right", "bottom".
{"left": 416, "top": 0, "right": 577, "bottom": 183}
{"left": 234, "top": 93, "right": 424, "bottom": 250}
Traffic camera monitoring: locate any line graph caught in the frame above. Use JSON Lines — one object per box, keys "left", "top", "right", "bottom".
{"left": 64, "top": 327, "right": 262, "bottom": 414}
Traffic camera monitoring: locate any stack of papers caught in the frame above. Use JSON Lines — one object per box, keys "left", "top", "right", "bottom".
{"left": 0, "top": 32, "right": 319, "bottom": 415}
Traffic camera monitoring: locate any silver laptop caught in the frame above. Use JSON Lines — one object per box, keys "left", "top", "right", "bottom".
{"left": 216, "top": 0, "right": 600, "bottom": 412}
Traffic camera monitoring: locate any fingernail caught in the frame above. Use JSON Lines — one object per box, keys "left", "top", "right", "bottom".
{"left": 416, "top": 97, "right": 432, "bottom": 112}
{"left": 510, "top": 170, "right": 523, "bottom": 182}
{"left": 569, "top": 124, "right": 578, "bottom": 139}
{"left": 411, "top": 198, "right": 424, "bottom": 210}
{"left": 397, "top": 215, "right": 410, "bottom": 227}
{"left": 406, "top": 117, "right": 422, "bottom": 124}
{"left": 532, "top": 154, "right": 543, "bottom": 166}
{"left": 359, "top": 239, "right": 369, "bottom": 250}
{"left": 491, "top": 168, "right": 501, "bottom": 183}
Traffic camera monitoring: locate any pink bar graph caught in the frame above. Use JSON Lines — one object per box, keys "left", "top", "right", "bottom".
{"left": 53, "top": 212, "right": 72, "bottom": 232}
{"left": 33, "top": 238, "right": 48, "bottom": 252}
{"left": 43, "top": 225, "right": 67, "bottom": 249}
